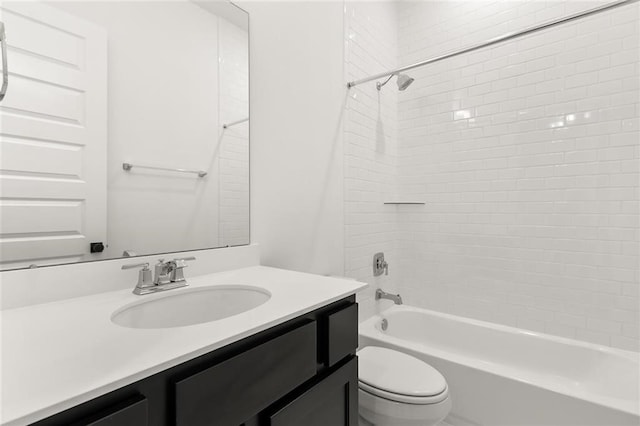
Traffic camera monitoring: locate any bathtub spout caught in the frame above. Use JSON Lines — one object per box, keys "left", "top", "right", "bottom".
{"left": 375, "top": 288, "right": 403, "bottom": 305}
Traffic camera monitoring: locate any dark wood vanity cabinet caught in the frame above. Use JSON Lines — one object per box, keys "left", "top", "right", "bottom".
{"left": 33, "top": 296, "right": 358, "bottom": 426}
{"left": 267, "top": 357, "right": 358, "bottom": 426}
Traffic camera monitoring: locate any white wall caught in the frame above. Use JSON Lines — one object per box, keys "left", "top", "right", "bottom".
{"left": 395, "top": 0, "right": 640, "bottom": 351}
{"left": 242, "top": 1, "right": 346, "bottom": 276}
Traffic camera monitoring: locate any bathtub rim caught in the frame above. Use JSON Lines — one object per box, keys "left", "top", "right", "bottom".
{"left": 359, "top": 305, "right": 640, "bottom": 417}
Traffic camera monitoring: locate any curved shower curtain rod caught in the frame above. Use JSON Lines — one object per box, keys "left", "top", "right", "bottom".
{"left": 346, "top": 0, "right": 638, "bottom": 89}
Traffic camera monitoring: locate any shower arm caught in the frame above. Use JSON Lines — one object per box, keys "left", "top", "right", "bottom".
{"left": 346, "top": 0, "right": 638, "bottom": 89}
{"left": 376, "top": 74, "right": 394, "bottom": 91}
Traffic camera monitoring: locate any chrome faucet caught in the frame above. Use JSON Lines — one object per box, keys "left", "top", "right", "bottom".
{"left": 166, "top": 257, "right": 193, "bottom": 283}
{"left": 153, "top": 259, "right": 172, "bottom": 285}
{"left": 122, "top": 257, "right": 196, "bottom": 295}
{"left": 375, "top": 288, "right": 403, "bottom": 305}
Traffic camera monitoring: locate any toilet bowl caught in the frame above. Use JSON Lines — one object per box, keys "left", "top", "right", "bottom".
{"left": 358, "top": 346, "right": 452, "bottom": 426}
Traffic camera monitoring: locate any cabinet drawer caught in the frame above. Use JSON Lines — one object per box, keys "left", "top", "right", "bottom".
{"left": 72, "top": 394, "right": 147, "bottom": 426}
{"left": 325, "top": 303, "right": 358, "bottom": 367}
{"left": 268, "top": 357, "right": 358, "bottom": 426}
{"left": 174, "top": 320, "right": 317, "bottom": 426}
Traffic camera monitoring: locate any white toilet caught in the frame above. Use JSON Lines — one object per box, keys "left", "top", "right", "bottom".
{"left": 358, "top": 346, "right": 452, "bottom": 426}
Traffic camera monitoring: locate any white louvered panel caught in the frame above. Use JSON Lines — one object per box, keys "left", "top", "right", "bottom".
{"left": 1, "top": 75, "right": 85, "bottom": 124}
{"left": 0, "top": 1, "right": 107, "bottom": 268}
{"left": 0, "top": 113, "right": 86, "bottom": 146}
{"left": 0, "top": 136, "right": 83, "bottom": 177}
{"left": 4, "top": 49, "right": 86, "bottom": 90}
{"left": 0, "top": 236, "right": 86, "bottom": 263}
{"left": 0, "top": 6, "right": 84, "bottom": 67}
{"left": 0, "top": 200, "right": 83, "bottom": 235}
{"left": 0, "top": 175, "right": 87, "bottom": 199}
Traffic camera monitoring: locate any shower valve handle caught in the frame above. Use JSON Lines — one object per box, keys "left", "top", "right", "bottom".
{"left": 373, "top": 252, "right": 389, "bottom": 276}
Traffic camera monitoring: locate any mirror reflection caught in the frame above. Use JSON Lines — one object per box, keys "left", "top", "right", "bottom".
{"left": 0, "top": 1, "right": 250, "bottom": 271}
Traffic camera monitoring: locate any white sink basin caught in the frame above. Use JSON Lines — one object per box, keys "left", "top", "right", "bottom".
{"left": 111, "top": 285, "right": 271, "bottom": 329}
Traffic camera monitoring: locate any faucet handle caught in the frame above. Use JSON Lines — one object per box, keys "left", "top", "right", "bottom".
{"left": 169, "top": 257, "right": 195, "bottom": 283}
{"left": 121, "top": 262, "right": 150, "bottom": 270}
{"left": 122, "top": 262, "right": 153, "bottom": 294}
{"left": 172, "top": 256, "right": 196, "bottom": 268}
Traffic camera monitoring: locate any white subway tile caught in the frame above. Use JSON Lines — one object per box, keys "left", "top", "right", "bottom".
{"left": 348, "top": 0, "right": 640, "bottom": 352}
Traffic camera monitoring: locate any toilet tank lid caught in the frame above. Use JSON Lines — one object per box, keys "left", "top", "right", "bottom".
{"left": 357, "top": 346, "right": 447, "bottom": 397}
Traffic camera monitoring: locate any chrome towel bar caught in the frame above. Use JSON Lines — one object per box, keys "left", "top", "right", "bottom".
{"left": 122, "top": 162, "right": 207, "bottom": 178}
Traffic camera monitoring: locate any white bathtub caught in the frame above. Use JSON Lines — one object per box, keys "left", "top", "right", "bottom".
{"left": 359, "top": 305, "right": 640, "bottom": 426}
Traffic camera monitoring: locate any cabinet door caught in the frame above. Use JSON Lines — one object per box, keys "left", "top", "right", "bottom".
{"left": 70, "top": 395, "right": 147, "bottom": 426}
{"left": 324, "top": 303, "right": 358, "bottom": 367}
{"left": 174, "top": 320, "right": 317, "bottom": 426}
{"left": 268, "top": 357, "right": 358, "bottom": 426}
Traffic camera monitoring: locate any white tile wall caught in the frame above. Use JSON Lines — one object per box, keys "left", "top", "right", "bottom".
{"left": 219, "top": 19, "right": 250, "bottom": 247}
{"left": 396, "top": 0, "right": 639, "bottom": 351}
{"left": 345, "top": 0, "right": 639, "bottom": 351}
{"left": 344, "top": 1, "right": 401, "bottom": 321}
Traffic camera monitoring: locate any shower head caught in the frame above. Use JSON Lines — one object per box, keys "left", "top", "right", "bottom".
{"left": 396, "top": 74, "right": 414, "bottom": 91}
{"left": 376, "top": 73, "right": 415, "bottom": 91}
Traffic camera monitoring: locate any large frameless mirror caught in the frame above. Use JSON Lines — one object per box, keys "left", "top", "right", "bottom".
{"left": 0, "top": 0, "right": 249, "bottom": 271}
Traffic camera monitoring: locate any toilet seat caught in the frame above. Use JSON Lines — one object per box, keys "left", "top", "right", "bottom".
{"left": 359, "top": 381, "right": 448, "bottom": 405}
{"left": 359, "top": 387, "right": 452, "bottom": 426}
{"left": 357, "top": 346, "right": 448, "bottom": 405}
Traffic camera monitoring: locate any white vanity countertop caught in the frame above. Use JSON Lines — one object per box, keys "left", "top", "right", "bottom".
{"left": 0, "top": 266, "right": 367, "bottom": 426}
